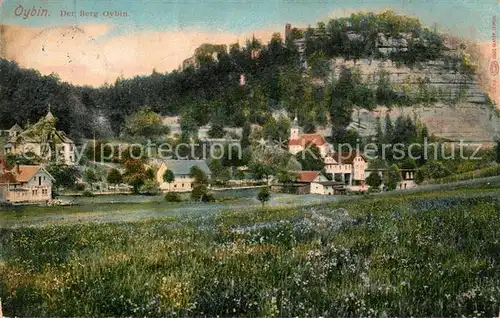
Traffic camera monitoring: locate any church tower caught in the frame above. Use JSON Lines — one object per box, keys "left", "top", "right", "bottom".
{"left": 290, "top": 115, "right": 300, "bottom": 140}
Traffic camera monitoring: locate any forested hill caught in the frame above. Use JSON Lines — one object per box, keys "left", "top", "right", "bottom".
{"left": 0, "top": 10, "right": 491, "bottom": 141}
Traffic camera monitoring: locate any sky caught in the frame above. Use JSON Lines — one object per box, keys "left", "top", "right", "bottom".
{"left": 0, "top": 0, "right": 499, "bottom": 86}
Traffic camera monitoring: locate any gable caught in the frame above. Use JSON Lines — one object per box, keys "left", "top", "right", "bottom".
{"left": 330, "top": 151, "right": 367, "bottom": 164}
{"left": 297, "top": 171, "right": 320, "bottom": 182}
{"left": 162, "top": 160, "right": 212, "bottom": 176}
{"left": 313, "top": 174, "right": 328, "bottom": 182}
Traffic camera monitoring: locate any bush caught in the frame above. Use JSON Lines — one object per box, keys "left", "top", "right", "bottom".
{"left": 257, "top": 187, "right": 271, "bottom": 206}
{"left": 74, "top": 184, "right": 85, "bottom": 191}
{"left": 81, "top": 191, "right": 94, "bottom": 197}
{"left": 430, "top": 164, "right": 500, "bottom": 184}
{"left": 164, "top": 192, "right": 182, "bottom": 202}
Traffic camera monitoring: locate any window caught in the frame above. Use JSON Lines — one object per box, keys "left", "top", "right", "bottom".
{"left": 39, "top": 176, "right": 42, "bottom": 186}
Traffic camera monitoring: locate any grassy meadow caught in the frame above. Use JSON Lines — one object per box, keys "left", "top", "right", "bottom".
{"left": 1, "top": 179, "right": 500, "bottom": 316}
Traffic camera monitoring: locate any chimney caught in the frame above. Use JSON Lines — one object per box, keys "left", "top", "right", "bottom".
{"left": 15, "top": 161, "right": 20, "bottom": 175}
{"left": 0, "top": 158, "right": 4, "bottom": 175}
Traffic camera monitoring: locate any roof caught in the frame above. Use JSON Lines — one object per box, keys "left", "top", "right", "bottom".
{"left": 161, "top": 160, "right": 211, "bottom": 176}
{"left": 45, "top": 111, "right": 55, "bottom": 121}
{"left": 14, "top": 166, "right": 42, "bottom": 182}
{"left": 9, "top": 124, "right": 23, "bottom": 132}
{"left": 297, "top": 171, "right": 320, "bottom": 183}
{"left": 289, "top": 134, "right": 327, "bottom": 147}
{"left": 0, "top": 172, "right": 19, "bottom": 185}
{"left": 7, "top": 111, "right": 73, "bottom": 144}
{"left": 0, "top": 166, "right": 55, "bottom": 184}
{"left": 327, "top": 151, "right": 367, "bottom": 164}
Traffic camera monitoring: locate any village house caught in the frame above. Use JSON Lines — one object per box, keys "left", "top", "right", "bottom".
{"left": 3, "top": 110, "right": 75, "bottom": 165}
{"left": 324, "top": 151, "right": 368, "bottom": 188}
{"left": 281, "top": 171, "right": 345, "bottom": 195}
{"left": 365, "top": 168, "right": 418, "bottom": 190}
{"left": 302, "top": 171, "right": 345, "bottom": 195}
{"left": 288, "top": 117, "right": 330, "bottom": 158}
{"left": 398, "top": 168, "right": 417, "bottom": 190}
{"left": 0, "top": 158, "right": 55, "bottom": 204}
{"left": 156, "top": 159, "right": 212, "bottom": 192}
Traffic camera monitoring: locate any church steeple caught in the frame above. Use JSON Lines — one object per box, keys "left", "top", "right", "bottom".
{"left": 46, "top": 103, "right": 55, "bottom": 120}
{"left": 290, "top": 112, "right": 300, "bottom": 140}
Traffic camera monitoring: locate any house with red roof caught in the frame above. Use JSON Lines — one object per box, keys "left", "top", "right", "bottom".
{"left": 295, "top": 171, "right": 345, "bottom": 195}
{"left": 0, "top": 157, "right": 55, "bottom": 204}
{"left": 324, "top": 151, "right": 368, "bottom": 187}
{"left": 288, "top": 117, "right": 330, "bottom": 158}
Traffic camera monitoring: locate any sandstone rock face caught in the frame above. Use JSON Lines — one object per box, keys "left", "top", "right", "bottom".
{"left": 330, "top": 57, "right": 486, "bottom": 104}
{"left": 321, "top": 57, "right": 500, "bottom": 144}
{"left": 346, "top": 103, "right": 500, "bottom": 144}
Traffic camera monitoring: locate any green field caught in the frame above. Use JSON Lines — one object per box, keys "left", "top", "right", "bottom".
{"left": 1, "top": 179, "right": 500, "bottom": 316}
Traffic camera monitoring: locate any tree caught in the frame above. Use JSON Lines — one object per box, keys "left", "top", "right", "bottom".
{"left": 180, "top": 112, "right": 198, "bottom": 139}
{"left": 385, "top": 113, "right": 394, "bottom": 144}
{"left": 146, "top": 167, "right": 156, "bottom": 180}
{"left": 46, "top": 163, "right": 79, "bottom": 192}
{"left": 189, "top": 165, "right": 211, "bottom": 201}
{"left": 190, "top": 166, "right": 209, "bottom": 184}
{"left": 83, "top": 169, "right": 99, "bottom": 191}
{"left": 329, "top": 69, "right": 359, "bottom": 143}
{"left": 375, "top": 116, "right": 384, "bottom": 144}
{"left": 385, "top": 164, "right": 401, "bottom": 190}
{"left": 276, "top": 169, "right": 299, "bottom": 193}
{"left": 235, "top": 169, "right": 246, "bottom": 183}
{"left": 162, "top": 169, "right": 175, "bottom": 191}
{"left": 419, "top": 160, "right": 452, "bottom": 181}
{"left": 295, "top": 143, "right": 324, "bottom": 171}
{"left": 308, "top": 51, "right": 330, "bottom": 78}
{"left": 263, "top": 116, "right": 290, "bottom": 142}
{"left": 496, "top": 139, "right": 500, "bottom": 164}
{"left": 366, "top": 172, "right": 383, "bottom": 188}
{"left": 165, "top": 192, "right": 182, "bottom": 202}
{"left": 106, "top": 168, "right": 123, "bottom": 190}
{"left": 249, "top": 161, "right": 274, "bottom": 182}
{"left": 124, "top": 108, "right": 169, "bottom": 138}
{"left": 376, "top": 70, "right": 395, "bottom": 106}
{"left": 240, "top": 121, "right": 252, "bottom": 149}
{"left": 414, "top": 169, "right": 425, "bottom": 185}
{"left": 191, "top": 183, "right": 211, "bottom": 202}
{"left": 257, "top": 186, "right": 271, "bottom": 206}
{"left": 139, "top": 179, "right": 160, "bottom": 195}
{"left": 209, "top": 159, "right": 231, "bottom": 185}
{"left": 123, "top": 159, "right": 147, "bottom": 194}
{"left": 208, "top": 110, "right": 226, "bottom": 138}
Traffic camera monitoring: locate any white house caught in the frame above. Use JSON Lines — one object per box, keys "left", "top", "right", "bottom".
{"left": 398, "top": 169, "right": 417, "bottom": 190}
{"left": 288, "top": 117, "right": 329, "bottom": 158}
{"left": 296, "top": 171, "right": 345, "bottom": 195}
{"left": 4, "top": 111, "right": 75, "bottom": 165}
{"left": 156, "top": 159, "right": 212, "bottom": 192}
{"left": 0, "top": 158, "right": 55, "bottom": 204}
{"left": 324, "top": 151, "right": 368, "bottom": 186}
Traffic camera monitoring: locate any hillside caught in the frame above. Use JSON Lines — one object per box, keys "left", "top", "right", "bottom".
{"left": 0, "top": 10, "right": 498, "bottom": 142}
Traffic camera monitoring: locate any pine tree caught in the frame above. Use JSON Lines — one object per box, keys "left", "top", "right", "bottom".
{"left": 375, "top": 116, "right": 384, "bottom": 143}
{"left": 241, "top": 121, "right": 251, "bottom": 149}
{"left": 384, "top": 113, "right": 394, "bottom": 144}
